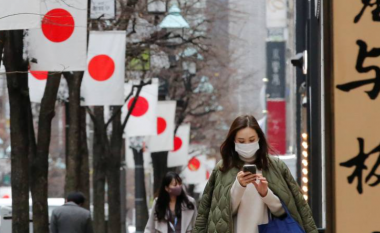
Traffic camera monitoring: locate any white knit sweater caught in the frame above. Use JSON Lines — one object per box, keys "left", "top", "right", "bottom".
{"left": 230, "top": 170, "right": 285, "bottom": 233}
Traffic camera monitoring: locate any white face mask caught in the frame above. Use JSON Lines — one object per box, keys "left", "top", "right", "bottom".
{"left": 235, "top": 141, "right": 260, "bottom": 161}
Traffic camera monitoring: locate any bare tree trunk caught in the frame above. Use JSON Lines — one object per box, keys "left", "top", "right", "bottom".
{"left": 151, "top": 151, "right": 169, "bottom": 196}
{"left": 107, "top": 108, "right": 122, "bottom": 233}
{"left": 132, "top": 148, "right": 149, "bottom": 232}
{"left": 78, "top": 107, "right": 90, "bottom": 210}
{"left": 64, "top": 72, "right": 83, "bottom": 194}
{"left": 92, "top": 106, "right": 107, "bottom": 233}
{"left": 3, "top": 30, "right": 30, "bottom": 233}
{"left": 30, "top": 73, "right": 61, "bottom": 233}
{"left": 120, "top": 142, "right": 127, "bottom": 233}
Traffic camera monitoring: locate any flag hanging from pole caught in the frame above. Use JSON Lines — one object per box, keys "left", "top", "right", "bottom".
{"left": 147, "top": 101, "right": 176, "bottom": 152}
{"left": 26, "top": 0, "right": 87, "bottom": 71}
{"left": 123, "top": 78, "right": 159, "bottom": 137}
{"left": 81, "top": 31, "right": 126, "bottom": 106}
{"left": 0, "top": 0, "right": 40, "bottom": 30}
{"left": 182, "top": 155, "right": 207, "bottom": 184}
{"left": 167, "top": 124, "right": 190, "bottom": 168}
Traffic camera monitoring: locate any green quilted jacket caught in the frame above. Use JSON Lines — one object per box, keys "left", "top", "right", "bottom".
{"left": 192, "top": 156, "right": 318, "bottom": 233}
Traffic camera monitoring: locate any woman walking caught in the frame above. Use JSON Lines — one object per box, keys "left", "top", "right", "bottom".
{"left": 145, "top": 172, "right": 198, "bottom": 233}
{"left": 192, "top": 115, "right": 317, "bottom": 233}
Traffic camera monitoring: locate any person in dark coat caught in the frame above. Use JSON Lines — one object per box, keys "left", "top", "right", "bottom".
{"left": 50, "top": 192, "right": 93, "bottom": 233}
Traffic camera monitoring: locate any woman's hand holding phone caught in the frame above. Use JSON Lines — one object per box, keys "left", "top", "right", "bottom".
{"left": 236, "top": 172, "right": 268, "bottom": 197}
{"left": 237, "top": 171, "right": 256, "bottom": 187}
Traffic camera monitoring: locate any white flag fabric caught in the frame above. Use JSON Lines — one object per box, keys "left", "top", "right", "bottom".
{"left": 182, "top": 155, "right": 207, "bottom": 184}
{"left": 125, "top": 138, "right": 152, "bottom": 169}
{"left": 28, "top": 71, "right": 48, "bottom": 103}
{"left": 147, "top": 101, "right": 176, "bottom": 152}
{"left": 167, "top": 124, "right": 190, "bottom": 168}
{"left": 26, "top": 0, "right": 87, "bottom": 71}
{"left": 123, "top": 78, "right": 159, "bottom": 137}
{"left": 0, "top": 0, "right": 40, "bottom": 30}
{"left": 81, "top": 31, "right": 126, "bottom": 106}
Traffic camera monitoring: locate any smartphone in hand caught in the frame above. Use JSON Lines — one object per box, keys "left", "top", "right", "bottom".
{"left": 243, "top": 164, "right": 257, "bottom": 175}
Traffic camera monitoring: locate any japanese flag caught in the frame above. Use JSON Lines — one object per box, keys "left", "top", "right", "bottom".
{"left": 28, "top": 71, "right": 48, "bottom": 103}
{"left": 81, "top": 31, "right": 126, "bottom": 106}
{"left": 26, "top": 0, "right": 87, "bottom": 71}
{"left": 182, "top": 155, "right": 207, "bottom": 184}
{"left": 167, "top": 124, "right": 190, "bottom": 168}
{"left": 125, "top": 138, "right": 152, "bottom": 169}
{"left": 147, "top": 101, "right": 176, "bottom": 152}
{"left": 123, "top": 78, "right": 159, "bottom": 137}
{"left": 0, "top": 0, "right": 40, "bottom": 30}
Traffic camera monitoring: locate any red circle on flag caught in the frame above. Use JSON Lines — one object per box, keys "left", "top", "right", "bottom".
{"left": 172, "top": 136, "right": 182, "bottom": 152}
{"left": 157, "top": 117, "right": 167, "bottom": 135}
{"left": 2, "top": 195, "right": 10, "bottom": 199}
{"left": 30, "top": 71, "right": 48, "bottom": 80}
{"left": 128, "top": 97, "right": 149, "bottom": 117}
{"left": 188, "top": 157, "right": 201, "bottom": 171}
{"left": 206, "top": 171, "right": 210, "bottom": 179}
{"left": 88, "top": 55, "right": 115, "bottom": 81}
{"left": 42, "top": 8, "right": 75, "bottom": 43}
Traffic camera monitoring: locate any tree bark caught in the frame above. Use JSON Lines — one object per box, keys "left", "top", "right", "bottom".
{"left": 30, "top": 73, "right": 61, "bottom": 233}
{"left": 63, "top": 72, "right": 84, "bottom": 194}
{"left": 92, "top": 106, "right": 107, "bottom": 233}
{"left": 107, "top": 108, "right": 122, "bottom": 233}
{"left": 78, "top": 107, "right": 90, "bottom": 210}
{"left": 151, "top": 151, "right": 169, "bottom": 196}
{"left": 3, "top": 30, "right": 30, "bottom": 233}
{"left": 132, "top": 148, "right": 149, "bottom": 232}
{"left": 120, "top": 142, "right": 127, "bottom": 233}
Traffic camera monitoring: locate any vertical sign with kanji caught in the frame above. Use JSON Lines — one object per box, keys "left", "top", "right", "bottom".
{"left": 266, "top": 41, "right": 286, "bottom": 155}
{"left": 333, "top": 0, "right": 380, "bottom": 232}
{"left": 266, "top": 41, "right": 286, "bottom": 98}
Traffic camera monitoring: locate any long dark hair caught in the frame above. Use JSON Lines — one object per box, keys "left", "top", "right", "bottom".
{"left": 220, "top": 115, "right": 272, "bottom": 172}
{"left": 155, "top": 172, "right": 194, "bottom": 222}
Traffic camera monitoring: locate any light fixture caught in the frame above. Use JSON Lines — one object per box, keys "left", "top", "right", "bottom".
{"left": 159, "top": 5, "right": 190, "bottom": 29}
{"left": 302, "top": 159, "right": 308, "bottom": 166}
{"left": 300, "top": 132, "right": 309, "bottom": 202}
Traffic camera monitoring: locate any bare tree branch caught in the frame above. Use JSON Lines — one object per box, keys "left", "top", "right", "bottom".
{"left": 121, "top": 79, "right": 152, "bottom": 131}
{"left": 86, "top": 106, "right": 96, "bottom": 122}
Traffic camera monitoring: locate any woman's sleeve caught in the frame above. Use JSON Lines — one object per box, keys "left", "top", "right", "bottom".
{"left": 279, "top": 159, "right": 318, "bottom": 233}
{"left": 144, "top": 199, "right": 157, "bottom": 233}
{"left": 192, "top": 168, "right": 217, "bottom": 233}
{"left": 230, "top": 177, "right": 246, "bottom": 215}
{"left": 261, "top": 188, "right": 285, "bottom": 217}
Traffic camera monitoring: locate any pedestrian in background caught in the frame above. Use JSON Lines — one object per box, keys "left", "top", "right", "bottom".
{"left": 145, "top": 172, "right": 198, "bottom": 233}
{"left": 192, "top": 115, "right": 317, "bottom": 233}
{"left": 50, "top": 192, "right": 93, "bottom": 233}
